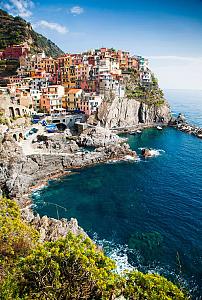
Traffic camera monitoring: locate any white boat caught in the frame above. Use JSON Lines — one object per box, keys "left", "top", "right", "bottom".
{"left": 136, "top": 130, "right": 142, "bottom": 134}
{"left": 129, "top": 131, "right": 136, "bottom": 135}
{"left": 157, "top": 126, "right": 163, "bottom": 130}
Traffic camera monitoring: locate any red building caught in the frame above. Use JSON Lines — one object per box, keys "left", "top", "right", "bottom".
{"left": 3, "top": 44, "right": 30, "bottom": 60}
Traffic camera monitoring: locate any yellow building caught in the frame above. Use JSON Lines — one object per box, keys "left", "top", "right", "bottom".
{"left": 37, "top": 57, "right": 57, "bottom": 74}
{"left": 62, "top": 88, "right": 82, "bottom": 111}
{"left": 57, "top": 55, "right": 76, "bottom": 86}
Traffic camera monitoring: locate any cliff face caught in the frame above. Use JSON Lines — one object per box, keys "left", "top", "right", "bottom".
{"left": 93, "top": 69, "right": 171, "bottom": 128}
{"left": 96, "top": 97, "right": 171, "bottom": 128}
{"left": 0, "top": 9, "right": 64, "bottom": 57}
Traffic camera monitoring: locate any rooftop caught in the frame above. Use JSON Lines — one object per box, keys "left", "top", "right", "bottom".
{"left": 67, "top": 88, "right": 82, "bottom": 94}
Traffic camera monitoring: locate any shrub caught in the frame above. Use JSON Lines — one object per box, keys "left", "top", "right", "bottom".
{"left": 123, "top": 271, "right": 187, "bottom": 300}
{"left": 17, "top": 233, "right": 121, "bottom": 299}
{"left": 0, "top": 198, "right": 38, "bottom": 261}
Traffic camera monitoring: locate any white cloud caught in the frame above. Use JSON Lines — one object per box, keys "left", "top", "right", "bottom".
{"left": 34, "top": 20, "right": 68, "bottom": 34}
{"left": 1, "top": 0, "right": 34, "bottom": 18}
{"left": 70, "top": 6, "right": 84, "bottom": 15}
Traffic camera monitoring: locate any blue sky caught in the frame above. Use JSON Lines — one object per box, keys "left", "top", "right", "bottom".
{"left": 1, "top": 0, "right": 202, "bottom": 89}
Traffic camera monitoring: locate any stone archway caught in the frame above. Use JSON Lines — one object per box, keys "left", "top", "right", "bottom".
{"left": 13, "top": 133, "right": 17, "bottom": 141}
{"left": 15, "top": 108, "right": 21, "bottom": 116}
{"left": 19, "top": 132, "right": 23, "bottom": 140}
{"left": 9, "top": 107, "right": 15, "bottom": 118}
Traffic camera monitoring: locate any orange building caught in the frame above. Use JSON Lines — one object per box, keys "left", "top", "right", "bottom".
{"left": 40, "top": 94, "right": 50, "bottom": 113}
{"left": 62, "top": 88, "right": 82, "bottom": 111}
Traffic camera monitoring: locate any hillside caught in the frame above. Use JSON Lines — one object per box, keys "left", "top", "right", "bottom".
{"left": 0, "top": 9, "right": 64, "bottom": 57}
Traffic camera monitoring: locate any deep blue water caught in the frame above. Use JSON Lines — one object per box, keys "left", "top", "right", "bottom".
{"left": 32, "top": 90, "right": 202, "bottom": 297}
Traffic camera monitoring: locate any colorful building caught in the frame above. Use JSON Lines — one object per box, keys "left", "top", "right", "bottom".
{"left": 2, "top": 43, "right": 30, "bottom": 60}
{"left": 40, "top": 85, "right": 64, "bottom": 114}
{"left": 62, "top": 88, "right": 82, "bottom": 111}
{"left": 79, "top": 92, "right": 103, "bottom": 115}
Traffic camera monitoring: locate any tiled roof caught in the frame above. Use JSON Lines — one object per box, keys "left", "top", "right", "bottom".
{"left": 68, "top": 88, "right": 82, "bottom": 94}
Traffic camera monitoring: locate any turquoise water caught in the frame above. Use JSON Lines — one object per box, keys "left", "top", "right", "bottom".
{"left": 32, "top": 90, "right": 202, "bottom": 297}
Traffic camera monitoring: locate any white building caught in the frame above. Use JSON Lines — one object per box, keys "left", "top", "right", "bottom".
{"left": 99, "top": 73, "right": 125, "bottom": 98}
{"left": 30, "top": 89, "right": 42, "bottom": 111}
{"left": 41, "top": 85, "right": 65, "bottom": 115}
{"left": 138, "top": 56, "right": 149, "bottom": 71}
{"left": 140, "top": 71, "right": 152, "bottom": 87}
{"left": 29, "top": 76, "right": 48, "bottom": 90}
{"left": 80, "top": 92, "right": 103, "bottom": 115}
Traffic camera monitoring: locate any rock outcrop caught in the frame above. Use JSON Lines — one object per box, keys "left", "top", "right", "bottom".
{"left": 22, "top": 207, "right": 87, "bottom": 242}
{"left": 169, "top": 113, "right": 202, "bottom": 139}
{"left": 94, "top": 97, "right": 171, "bottom": 129}
{"left": 0, "top": 129, "right": 137, "bottom": 241}
{"left": 77, "top": 126, "right": 126, "bottom": 147}
{"left": 141, "top": 148, "right": 153, "bottom": 157}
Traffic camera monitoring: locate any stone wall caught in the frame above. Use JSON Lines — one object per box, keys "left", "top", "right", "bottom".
{"left": 0, "top": 94, "right": 33, "bottom": 119}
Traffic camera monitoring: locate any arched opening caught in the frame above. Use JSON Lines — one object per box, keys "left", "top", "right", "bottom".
{"left": 13, "top": 134, "right": 17, "bottom": 141}
{"left": 19, "top": 132, "right": 23, "bottom": 140}
{"left": 56, "top": 123, "right": 67, "bottom": 132}
{"left": 9, "top": 107, "right": 15, "bottom": 118}
{"left": 15, "top": 108, "right": 21, "bottom": 116}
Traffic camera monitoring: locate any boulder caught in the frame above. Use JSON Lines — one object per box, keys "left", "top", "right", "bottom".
{"left": 142, "top": 148, "right": 152, "bottom": 157}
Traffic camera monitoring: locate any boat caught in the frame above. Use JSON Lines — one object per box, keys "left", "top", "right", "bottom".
{"left": 157, "top": 126, "right": 163, "bottom": 130}
{"left": 136, "top": 130, "right": 142, "bottom": 134}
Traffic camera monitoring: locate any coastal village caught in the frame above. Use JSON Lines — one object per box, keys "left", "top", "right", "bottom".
{"left": 0, "top": 43, "right": 157, "bottom": 199}
{"left": 0, "top": 43, "right": 201, "bottom": 157}
{"left": 0, "top": 43, "right": 151, "bottom": 128}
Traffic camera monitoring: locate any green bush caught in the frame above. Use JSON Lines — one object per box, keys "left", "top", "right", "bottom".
{"left": 17, "top": 233, "right": 121, "bottom": 299}
{"left": 0, "top": 198, "right": 38, "bottom": 261}
{"left": 123, "top": 271, "right": 187, "bottom": 300}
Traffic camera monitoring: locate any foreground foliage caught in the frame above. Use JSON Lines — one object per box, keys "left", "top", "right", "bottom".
{"left": 0, "top": 198, "right": 188, "bottom": 299}
{"left": 0, "top": 198, "right": 38, "bottom": 261}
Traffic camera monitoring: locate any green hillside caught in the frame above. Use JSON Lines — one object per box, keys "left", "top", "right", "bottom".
{"left": 0, "top": 9, "right": 64, "bottom": 57}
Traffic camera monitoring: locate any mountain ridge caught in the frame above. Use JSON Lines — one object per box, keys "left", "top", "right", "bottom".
{"left": 0, "top": 9, "right": 64, "bottom": 57}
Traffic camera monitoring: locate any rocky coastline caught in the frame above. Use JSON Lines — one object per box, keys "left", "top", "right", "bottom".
{"left": 1, "top": 107, "right": 201, "bottom": 242}
{"left": 169, "top": 113, "right": 202, "bottom": 139}
{"left": 0, "top": 126, "right": 139, "bottom": 241}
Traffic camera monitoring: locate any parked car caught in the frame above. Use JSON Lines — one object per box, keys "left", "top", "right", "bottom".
{"left": 46, "top": 124, "right": 57, "bottom": 133}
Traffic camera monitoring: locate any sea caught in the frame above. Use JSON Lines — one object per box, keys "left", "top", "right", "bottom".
{"left": 32, "top": 89, "right": 202, "bottom": 298}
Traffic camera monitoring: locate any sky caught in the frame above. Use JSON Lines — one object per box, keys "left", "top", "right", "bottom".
{"left": 1, "top": 0, "right": 202, "bottom": 90}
